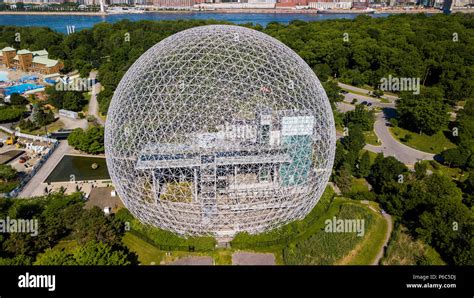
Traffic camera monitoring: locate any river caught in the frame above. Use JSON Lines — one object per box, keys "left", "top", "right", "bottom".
{"left": 0, "top": 12, "right": 397, "bottom": 33}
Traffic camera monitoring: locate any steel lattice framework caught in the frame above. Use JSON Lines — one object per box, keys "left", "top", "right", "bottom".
{"left": 105, "top": 25, "right": 336, "bottom": 237}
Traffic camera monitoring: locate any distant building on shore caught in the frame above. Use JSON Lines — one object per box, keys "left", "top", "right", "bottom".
{"left": 352, "top": 0, "right": 368, "bottom": 8}
{"left": 152, "top": 0, "right": 194, "bottom": 8}
{"left": 308, "top": 0, "right": 352, "bottom": 9}
{"left": 0, "top": 47, "right": 63, "bottom": 75}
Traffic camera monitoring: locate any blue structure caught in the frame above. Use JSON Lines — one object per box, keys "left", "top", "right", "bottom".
{"left": 4, "top": 83, "right": 44, "bottom": 96}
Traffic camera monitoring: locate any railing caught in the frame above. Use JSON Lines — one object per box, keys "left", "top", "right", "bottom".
{"left": 3, "top": 139, "right": 59, "bottom": 198}
{"left": 0, "top": 126, "right": 57, "bottom": 143}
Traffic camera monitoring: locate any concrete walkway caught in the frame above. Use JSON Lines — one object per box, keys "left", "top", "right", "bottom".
{"left": 232, "top": 252, "right": 276, "bottom": 265}
{"left": 18, "top": 140, "right": 69, "bottom": 198}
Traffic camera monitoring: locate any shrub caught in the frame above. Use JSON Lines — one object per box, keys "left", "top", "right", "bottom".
{"left": 0, "top": 107, "right": 24, "bottom": 123}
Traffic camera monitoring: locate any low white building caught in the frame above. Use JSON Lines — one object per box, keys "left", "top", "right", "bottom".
{"left": 59, "top": 109, "right": 79, "bottom": 120}
{"left": 309, "top": 0, "right": 352, "bottom": 9}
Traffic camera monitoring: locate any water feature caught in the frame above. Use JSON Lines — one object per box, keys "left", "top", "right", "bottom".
{"left": 0, "top": 12, "right": 398, "bottom": 33}
{"left": 45, "top": 155, "right": 110, "bottom": 182}
{"left": 4, "top": 83, "right": 44, "bottom": 96}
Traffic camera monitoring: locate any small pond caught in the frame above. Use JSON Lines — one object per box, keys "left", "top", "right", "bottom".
{"left": 45, "top": 155, "right": 110, "bottom": 183}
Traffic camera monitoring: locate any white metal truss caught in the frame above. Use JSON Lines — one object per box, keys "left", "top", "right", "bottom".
{"left": 105, "top": 25, "right": 336, "bottom": 237}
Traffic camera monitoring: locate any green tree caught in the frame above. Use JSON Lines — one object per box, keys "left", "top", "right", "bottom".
{"left": 322, "top": 81, "right": 343, "bottom": 108}
{"left": 0, "top": 165, "right": 17, "bottom": 182}
{"left": 67, "top": 126, "right": 104, "bottom": 154}
{"left": 9, "top": 93, "right": 28, "bottom": 106}
{"left": 73, "top": 207, "right": 122, "bottom": 246}
{"left": 73, "top": 241, "right": 132, "bottom": 265}
{"left": 396, "top": 88, "right": 449, "bottom": 135}
{"left": 440, "top": 147, "right": 471, "bottom": 168}
{"left": 344, "top": 105, "right": 374, "bottom": 131}
{"left": 34, "top": 249, "right": 76, "bottom": 265}
{"left": 356, "top": 151, "right": 371, "bottom": 178}
{"left": 368, "top": 154, "right": 408, "bottom": 193}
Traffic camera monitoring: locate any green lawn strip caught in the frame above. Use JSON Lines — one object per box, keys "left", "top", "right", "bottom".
{"left": 283, "top": 201, "right": 376, "bottom": 265}
{"left": 389, "top": 126, "right": 456, "bottom": 154}
{"left": 341, "top": 87, "right": 370, "bottom": 98}
{"left": 419, "top": 160, "right": 468, "bottom": 181}
{"left": 363, "top": 130, "right": 380, "bottom": 145}
{"left": 350, "top": 178, "right": 369, "bottom": 193}
{"left": 286, "top": 198, "right": 345, "bottom": 247}
{"left": 123, "top": 232, "right": 272, "bottom": 265}
{"left": 23, "top": 119, "right": 65, "bottom": 135}
{"left": 347, "top": 209, "right": 388, "bottom": 265}
{"left": 122, "top": 232, "right": 167, "bottom": 265}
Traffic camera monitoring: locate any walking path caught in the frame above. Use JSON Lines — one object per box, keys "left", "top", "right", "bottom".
{"left": 372, "top": 213, "right": 393, "bottom": 265}
{"left": 87, "top": 71, "right": 105, "bottom": 126}
{"left": 18, "top": 140, "right": 69, "bottom": 198}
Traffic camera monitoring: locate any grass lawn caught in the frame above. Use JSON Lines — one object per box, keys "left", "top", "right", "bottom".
{"left": 121, "top": 232, "right": 209, "bottom": 265}
{"left": 420, "top": 160, "right": 468, "bottom": 181}
{"left": 121, "top": 195, "right": 390, "bottom": 265}
{"left": 283, "top": 199, "right": 388, "bottom": 265}
{"left": 23, "top": 120, "right": 64, "bottom": 135}
{"left": 390, "top": 126, "right": 456, "bottom": 154}
{"left": 340, "top": 87, "right": 369, "bottom": 98}
{"left": 345, "top": 205, "right": 388, "bottom": 265}
{"left": 122, "top": 232, "right": 277, "bottom": 265}
{"left": 363, "top": 130, "right": 380, "bottom": 145}
{"left": 350, "top": 177, "right": 369, "bottom": 193}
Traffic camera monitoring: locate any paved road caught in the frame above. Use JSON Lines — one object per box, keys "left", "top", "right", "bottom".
{"left": 337, "top": 85, "right": 434, "bottom": 165}
{"left": 372, "top": 213, "right": 393, "bottom": 265}
{"left": 338, "top": 82, "right": 398, "bottom": 102}
{"left": 336, "top": 102, "right": 355, "bottom": 113}
{"left": 342, "top": 92, "right": 395, "bottom": 109}
{"left": 58, "top": 115, "right": 87, "bottom": 130}
{"left": 88, "top": 71, "right": 105, "bottom": 126}
{"left": 18, "top": 140, "right": 69, "bottom": 198}
{"left": 365, "top": 111, "right": 435, "bottom": 165}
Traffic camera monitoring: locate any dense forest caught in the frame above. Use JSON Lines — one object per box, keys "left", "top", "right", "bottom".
{"left": 0, "top": 14, "right": 473, "bottom": 265}
{"left": 1, "top": 13, "right": 472, "bottom": 114}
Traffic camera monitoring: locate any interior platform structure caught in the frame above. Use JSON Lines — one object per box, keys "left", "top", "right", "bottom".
{"left": 134, "top": 108, "right": 321, "bottom": 236}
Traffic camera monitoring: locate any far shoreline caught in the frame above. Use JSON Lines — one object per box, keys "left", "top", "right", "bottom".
{"left": 0, "top": 8, "right": 447, "bottom": 16}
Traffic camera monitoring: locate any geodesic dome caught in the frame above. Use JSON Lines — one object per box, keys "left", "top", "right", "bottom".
{"left": 105, "top": 25, "right": 336, "bottom": 237}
